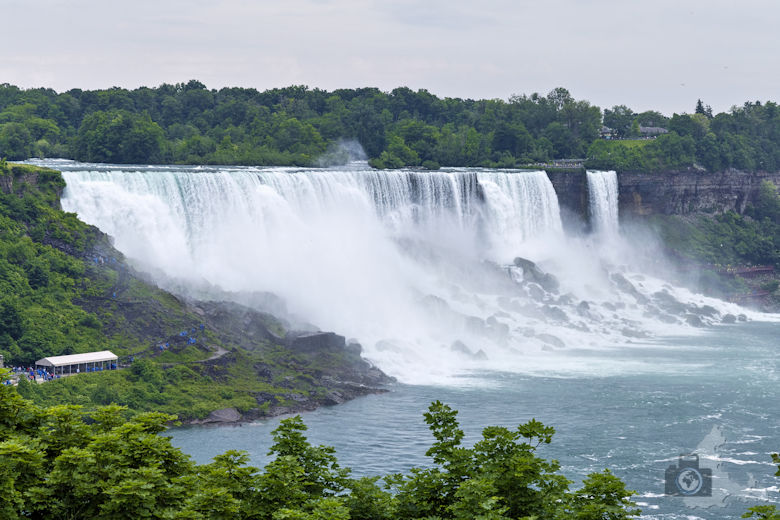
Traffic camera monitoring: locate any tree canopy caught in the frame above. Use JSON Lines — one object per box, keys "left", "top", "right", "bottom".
{"left": 2, "top": 82, "right": 780, "bottom": 172}
{"left": 0, "top": 381, "right": 644, "bottom": 520}
{"left": 0, "top": 83, "right": 599, "bottom": 168}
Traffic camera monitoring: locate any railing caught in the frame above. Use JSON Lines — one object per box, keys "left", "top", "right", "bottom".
{"left": 717, "top": 266, "right": 775, "bottom": 278}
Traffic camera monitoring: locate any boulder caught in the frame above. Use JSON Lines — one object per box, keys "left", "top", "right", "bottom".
{"left": 287, "top": 331, "right": 346, "bottom": 353}
{"left": 346, "top": 341, "right": 363, "bottom": 355}
{"left": 536, "top": 333, "right": 566, "bottom": 349}
{"left": 652, "top": 291, "right": 687, "bottom": 315}
{"left": 451, "top": 340, "right": 474, "bottom": 356}
{"left": 195, "top": 407, "right": 242, "bottom": 424}
{"left": 541, "top": 305, "right": 569, "bottom": 322}
{"left": 323, "top": 391, "right": 346, "bottom": 405}
{"left": 526, "top": 282, "right": 546, "bottom": 301}
{"left": 695, "top": 305, "right": 719, "bottom": 317}
{"left": 685, "top": 314, "right": 704, "bottom": 327}
{"left": 611, "top": 272, "right": 649, "bottom": 303}
{"left": 557, "top": 293, "right": 575, "bottom": 305}
{"left": 451, "top": 341, "right": 489, "bottom": 360}
{"left": 513, "top": 257, "right": 560, "bottom": 293}
{"left": 464, "top": 316, "right": 489, "bottom": 335}
{"left": 576, "top": 300, "right": 594, "bottom": 319}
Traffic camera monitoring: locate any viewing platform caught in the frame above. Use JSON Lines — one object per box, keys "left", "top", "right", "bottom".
{"left": 35, "top": 350, "right": 119, "bottom": 378}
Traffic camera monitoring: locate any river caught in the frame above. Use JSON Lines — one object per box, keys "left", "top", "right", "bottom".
{"left": 167, "top": 320, "right": 778, "bottom": 519}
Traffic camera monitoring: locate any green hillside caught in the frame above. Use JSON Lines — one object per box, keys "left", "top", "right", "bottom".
{"left": 0, "top": 161, "right": 389, "bottom": 420}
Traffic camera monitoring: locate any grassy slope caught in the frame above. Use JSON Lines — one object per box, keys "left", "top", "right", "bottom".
{"left": 0, "top": 162, "right": 386, "bottom": 420}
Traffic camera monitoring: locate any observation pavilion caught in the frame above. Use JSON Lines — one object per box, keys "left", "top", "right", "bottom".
{"left": 35, "top": 350, "right": 118, "bottom": 376}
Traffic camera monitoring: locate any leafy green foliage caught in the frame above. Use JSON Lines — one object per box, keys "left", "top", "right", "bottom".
{"left": 385, "top": 401, "right": 639, "bottom": 520}
{"left": 4, "top": 82, "right": 780, "bottom": 172}
{"left": 0, "top": 82, "right": 604, "bottom": 168}
{"left": 0, "top": 122, "right": 34, "bottom": 160}
{"left": 0, "top": 167, "right": 110, "bottom": 363}
{"left": 73, "top": 110, "right": 166, "bottom": 163}
{"left": 586, "top": 132, "right": 695, "bottom": 172}
{"left": 742, "top": 454, "right": 780, "bottom": 519}
{"left": 0, "top": 383, "right": 643, "bottom": 520}
{"left": 591, "top": 100, "right": 780, "bottom": 173}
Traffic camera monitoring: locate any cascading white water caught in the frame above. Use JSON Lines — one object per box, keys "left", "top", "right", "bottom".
{"left": 586, "top": 170, "right": 619, "bottom": 235}
{"left": 476, "top": 170, "right": 562, "bottom": 258}
{"left": 59, "top": 166, "right": 561, "bottom": 272}
{"left": 59, "top": 163, "right": 574, "bottom": 381}
{"left": 51, "top": 160, "right": 762, "bottom": 383}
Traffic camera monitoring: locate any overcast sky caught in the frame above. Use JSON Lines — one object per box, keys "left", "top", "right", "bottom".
{"left": 3, "top": 0, "right": 779, "bottom": 115}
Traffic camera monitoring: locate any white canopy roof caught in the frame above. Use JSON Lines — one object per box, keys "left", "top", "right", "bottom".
{"left": 36, "top": 350, "right": 117, "bottom": 367}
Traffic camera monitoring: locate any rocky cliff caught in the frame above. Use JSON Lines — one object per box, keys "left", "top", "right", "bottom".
{"left": 617, "top": 169, "right": 780, "bottom": 217}
{"left": 545, "top": 169, "right": 589, "bottom": 231}
{"left": 546, "top": 168, "right": 780, "bottom": 223}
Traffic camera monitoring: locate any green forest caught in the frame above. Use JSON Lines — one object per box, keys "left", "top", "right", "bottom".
{"left": 2, "top": 81, "right": 780, "bottom": 172}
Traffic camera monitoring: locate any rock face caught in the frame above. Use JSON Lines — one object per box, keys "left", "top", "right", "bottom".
{"left": 546, "top": 170, "right": 588, "bottom": 230}
{"left": 545, "top": 168, "right": 780, "bottom": 223}
{"left": 617, "top": 169, "right": 780, "bottom": 217}
{"left": 190, "top": 407, "right": 242, "bottom": 425}
{"left": 1, "top": 164, "right": 65, "bottom": 205}
{"left": 287, "top": 331, "right": 347, "bottom": 354}
{"left": 200, "top": 301, "right": 284, "bottom": 344}
{"left": 284, "top": 331, "right": 392, "bottom": 388}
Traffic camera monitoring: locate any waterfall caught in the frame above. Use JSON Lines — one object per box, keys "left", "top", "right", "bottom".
{"left": 60, "top": 166, "right": 561, "bottom": 270}
{"left": 53, "top": 161, "right": 747, "bottom": 383}
{"left": 586, "top": 170, "right": 619, "bottom": 235}
{"left": 56, "top": 164, "right": 569, "bottom": 377}
{"left": 477, "top": 170, "right": 562, "bottom": 256}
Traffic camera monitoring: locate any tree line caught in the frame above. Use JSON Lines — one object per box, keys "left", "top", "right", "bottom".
{"left": 2, "top": 81, "right": 780, "bottom": 171}
{"left": 588, "top": 99, "right": 780, "bottom": 172}
{"left": 0, "top": 81, "right": 602, "bottom": 168}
